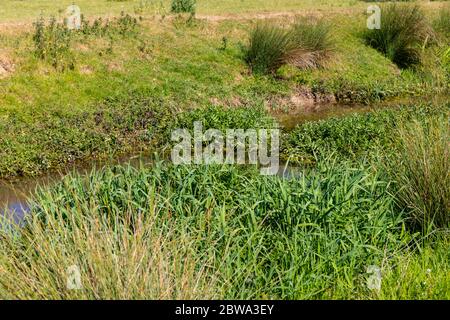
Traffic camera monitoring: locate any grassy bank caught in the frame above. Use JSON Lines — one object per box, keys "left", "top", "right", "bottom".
{"left": 0, "top": 2, "right": 448, "bottom": 178}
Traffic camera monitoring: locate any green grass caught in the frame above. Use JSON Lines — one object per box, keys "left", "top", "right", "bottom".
{"left": 243, "top": 18, "right": 333, "bottom": 74}
{"left": 0, "top": 3, "right": 448, "bottom": 300}
{"left": 0, "top": 161, "right": 416, "bottom": 299}
{"left": 0, "top": 0, "right": 368, "bottom": 23}
{"left": 433, "top": 5, "right": 450, "bottom": 40}
{"left": 384, "top": 117, "right": 449, "bottom": 231}
{"left": 362, "top": 3, "right": 431, "bottom": 69}
{"left": 282, "top": 102, "right": 450, "bottom": 165}
{"left": 1, "top": 157, "right": 448, "bottom": 299}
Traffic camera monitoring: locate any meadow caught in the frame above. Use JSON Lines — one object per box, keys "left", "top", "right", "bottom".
{"left": 0, "top": 0, "right": 449, "bottom": 300}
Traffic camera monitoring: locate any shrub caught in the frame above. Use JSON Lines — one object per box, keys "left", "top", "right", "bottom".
{"left": 243, "top": 19, "right": 333, "bottom": 74}
{"left": 385, "top": 117, "right": 449, "bottom": 231}
{"left": 362, "top": 4, "right": 431, "bottom": 68}
{"left": 171, "top": 0, "right": 196, "bottom": 14}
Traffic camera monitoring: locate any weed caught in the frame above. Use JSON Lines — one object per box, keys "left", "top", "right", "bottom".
{"left": 33, "top": 16, "right": 74, "bottom": 71}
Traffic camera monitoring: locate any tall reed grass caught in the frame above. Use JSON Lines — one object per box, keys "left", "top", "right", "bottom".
{"left": 385, "top": 117, "right": 449, "bottom": 231}
{"left": 363, "top": 4, "right": 431, "bottom": 68}
{"left": 243, "top": 19, "right": 333, "bottom": 74}
{"left": 0, "top": 161, "right": 407, "bottom": 299}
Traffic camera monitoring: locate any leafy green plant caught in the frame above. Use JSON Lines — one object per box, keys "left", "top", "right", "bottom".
{"left": 282, "top": 103, "right": 450, "bottom": 164}
{"left": 362, "top": 4, "right": 431, "bottom": 68}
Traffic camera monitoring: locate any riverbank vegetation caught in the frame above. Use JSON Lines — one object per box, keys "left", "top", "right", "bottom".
{"left": 0, "top": 0, "right": 448, "bottom": 300}
{"left": 1, "top": 110, "right": 449, "bottom": 298}
{"left": 0, "top": 1, "right": 448, "bottom": 178}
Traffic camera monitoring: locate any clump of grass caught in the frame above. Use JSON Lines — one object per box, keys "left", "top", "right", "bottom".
{"left": 243, "top": 23, "right": 292, "bottom": 74}
{"left": 243, "top": 19, "right": 333, "bottom": 75}
{"left": 0, "top": 198, "right": 216, "bottom": 299}
{"left": 171, "top": 0, "right": 196, "bottom": 14}
{"left": 362, "top": 4, "right": 431, "bottom": 68}
{"left": 385, "top": 117, "right": 449, "bottom": 231}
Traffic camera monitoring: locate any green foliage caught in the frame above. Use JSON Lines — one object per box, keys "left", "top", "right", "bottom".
{"left": 171, "top": 0, "right": 196, "bottom": 14}
{"left": 1, "top": 160, "right": 410, "bottom": 299}
{"left": 0, "top": 93, "right": 173, "bottom": 178}
{"left": 283, "top": 103, "right": 450, "bottom": 164}
{"left": 33, "top": 16, "right": 74, "bottom": 71}
{"left": 362, "top": 4, "right": 431, "bottom": 68}
{"left": 385, "top": 117, "right": 449, "bottom": 231}
{"left": 170, "top": 104, "right": 276, "bottom": 133}
{"left": 80, "top": 12, "right": 139, "bottom": 36}
{"left": 243, "top": 19, "right": 333, "bottom": 74}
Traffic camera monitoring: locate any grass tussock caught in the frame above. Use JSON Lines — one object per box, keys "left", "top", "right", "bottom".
{"left": 0, "top": 197, "right": 217, "bottom": 299}
{"left": 363, "top": 4, "right": 431, "bottom": 68}
{"left": 385, "top": 117, "right": 450, "bottom": 231}
{"left": 243, "top": 19, "right": 333, "bottom": 74}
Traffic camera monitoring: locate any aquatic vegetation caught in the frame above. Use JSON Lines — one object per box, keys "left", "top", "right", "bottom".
{"left": 282, "top": 103, "right": 450, "bottom": 164}
{"left": 0, "top": 161, "right": 407, "bottom": 299}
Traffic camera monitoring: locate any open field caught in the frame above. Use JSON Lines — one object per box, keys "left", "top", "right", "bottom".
{"left": 0, "top": 0, "right": 387, "bottom": 23}
{"left": 0, "top": 0, "right": 449, "bottom": 300}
